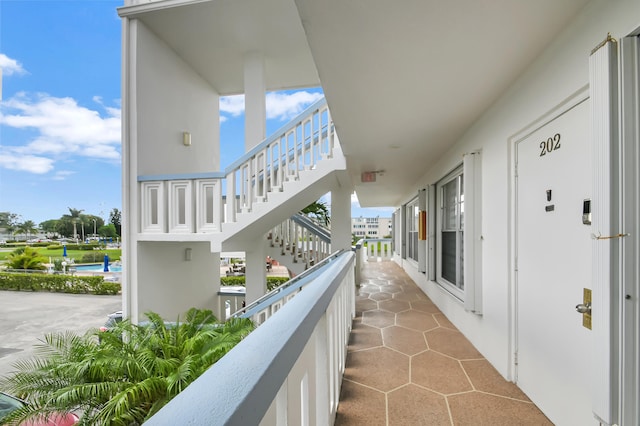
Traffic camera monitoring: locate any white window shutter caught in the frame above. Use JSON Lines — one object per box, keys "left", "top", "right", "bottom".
{"left": 463, "top": 151, "right": 482, "bottom": 314}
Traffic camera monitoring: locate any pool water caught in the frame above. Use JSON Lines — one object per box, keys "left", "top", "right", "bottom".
{"left": 74, "top": 264, "right": 122, "bottom": 272}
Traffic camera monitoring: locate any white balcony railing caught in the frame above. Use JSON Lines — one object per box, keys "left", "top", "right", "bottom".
{"left": 364, "top": 238, "right": 393, "bottom": 261}
{"left": 146, "top": 250, "right": 355, "bottom": 425}
{"left": 137, "top": 98, "right": 336, "bottom": 236}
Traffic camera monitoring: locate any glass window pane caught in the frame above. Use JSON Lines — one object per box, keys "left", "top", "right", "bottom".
{"left": 442, "top": 179, "right": 457, "bottom": 230}
{"left": 441, "top": 231, "right": 457, "bottom": 283}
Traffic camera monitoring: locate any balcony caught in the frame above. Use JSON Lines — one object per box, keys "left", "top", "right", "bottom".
{"left": 136, "top": 98, "right": 343, "bottom": 245}
{"left": 148, "top": 250, "right": 550, "bottom": 425}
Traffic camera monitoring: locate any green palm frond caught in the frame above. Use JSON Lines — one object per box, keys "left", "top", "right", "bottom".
{"left": 0, "top": 309, "right": 254, "bottom": 425}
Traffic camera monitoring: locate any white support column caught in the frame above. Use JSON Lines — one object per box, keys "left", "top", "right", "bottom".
{"left": 246, "top": 243, "right": 267, "bottom": 304}
{"left": 244, "top": 52, "right": 266, "bottom": 152}
{"left": 331, "top": 185, "right": 352, "bottom": 252}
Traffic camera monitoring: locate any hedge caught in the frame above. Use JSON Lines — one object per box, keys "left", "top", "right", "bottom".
{"left": 0, "top": 272, "right": 120, "bottom": 295}
{"left": 221, "top": 276, "right": 289, "bottom": 292}
{"left": 45, "top": 243, "right": 102, "bottom": 251}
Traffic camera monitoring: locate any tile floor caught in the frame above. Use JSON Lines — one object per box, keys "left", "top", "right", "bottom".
{"left": 335, "top": 261, "right": 553, "bottom": 426}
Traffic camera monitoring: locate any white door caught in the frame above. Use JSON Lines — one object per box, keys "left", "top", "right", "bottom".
{"left": 516, "top": 98, "right": 596, "bottom": 425}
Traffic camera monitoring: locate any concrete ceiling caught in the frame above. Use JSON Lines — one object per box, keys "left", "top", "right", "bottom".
{"left": 121, "top": 0, "right": 590, "bottom": 208}
{"left": 295, "top": 0, "right": 590, "bottom": 207}
{"left": 121, "top": 0, "right": 321, "bottom": 95}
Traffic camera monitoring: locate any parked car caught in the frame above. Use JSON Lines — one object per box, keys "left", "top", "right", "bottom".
{"left": 99, "top": 310, "right": 122, "bottom": 333}
{"left": 0, "top": 391, "right": 79, "bottom": 425}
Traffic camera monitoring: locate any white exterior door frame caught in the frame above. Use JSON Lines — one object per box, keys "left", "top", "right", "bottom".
{"left": 618, "top": 33, "right": 640, "bottom": 426}
{"left": 510, "top": 87, "right": 595, "bottom": 425}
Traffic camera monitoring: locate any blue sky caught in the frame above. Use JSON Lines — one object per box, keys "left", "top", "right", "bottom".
{"left": 0, "top": 0, "right": 392, "bottom": 226}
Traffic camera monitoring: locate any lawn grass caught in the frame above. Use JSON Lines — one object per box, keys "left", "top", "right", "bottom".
{"left": 0, "top": 246, "right": 122, "bottom": 263}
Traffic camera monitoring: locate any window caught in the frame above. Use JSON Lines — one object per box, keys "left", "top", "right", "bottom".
{"left": 406, "top": 197, "right": 419, "bottom": 262}
{"left": 438, "top": 168, "right": 464, "bottom": 296}
{"left": 435, "top": 153, "right": 482, "bottom": 313}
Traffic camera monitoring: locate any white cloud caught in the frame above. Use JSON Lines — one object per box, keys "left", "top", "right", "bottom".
{"left": 52, "top": 170, "right": 76, "bottom": 181}
{"left": 219, "top": 90, "right": 324, "bottom": 122}
{"left": 0, "top": 93, "right": 121, "bottom": 174}
{"left": 266, "top": 91, "right": 323, "bottom": 121}
{"left": 0, "top": 151, "right": 54, "bottom": 174}
{"left": 219, "top": 95, "right": 245, "bottom": 117}
{"left": 0, "top": 54, "right": 27, "bottom": 76}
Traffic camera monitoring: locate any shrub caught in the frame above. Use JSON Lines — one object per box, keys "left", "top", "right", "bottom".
{"left": 0, "top": 272, "right": 120, "bottom": 295}
{"left": 80, "top": 252, "right": 107, "bottom": 263}
{"left": 220, "top": 276, "right": 290, "bottom": 292}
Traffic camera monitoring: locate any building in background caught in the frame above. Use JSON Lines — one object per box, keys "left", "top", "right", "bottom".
{"left": 351, "top": 216, "right": 391, "bottom": 239}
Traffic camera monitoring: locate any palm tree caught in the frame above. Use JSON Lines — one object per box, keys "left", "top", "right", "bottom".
{"left": 6, "top": 247, "right": 47, "bottom": 270}
{"left": 67, "top": 208, "right": 84, "bottom": 242}
{"left": 301, "top": 200, "right": 330, "bottom": 225}
{"left": 18, "top": 220, "right": 38, "bottom": 241}
{"left": 0, "top": 309, "right": 254, "bottom": 425}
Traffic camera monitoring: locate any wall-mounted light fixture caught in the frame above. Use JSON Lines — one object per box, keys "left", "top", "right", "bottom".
{"left": 185, "top": 248, "right": 192, "bottom": 261}
{"left": 183, "top": 131, "right": 192, "bottom": 146}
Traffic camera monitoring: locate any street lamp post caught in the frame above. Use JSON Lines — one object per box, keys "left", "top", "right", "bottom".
{"left": 92, "top": 219, "right": 97, "bottom": 237}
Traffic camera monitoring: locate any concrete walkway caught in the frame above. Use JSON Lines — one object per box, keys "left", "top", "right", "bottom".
{"left": 336, "top": 261, "right": 552, "bottom": 425}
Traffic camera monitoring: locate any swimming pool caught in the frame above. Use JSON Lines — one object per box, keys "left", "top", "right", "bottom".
{"left": 74, "top": 264, "right": 122, "bottom": 272}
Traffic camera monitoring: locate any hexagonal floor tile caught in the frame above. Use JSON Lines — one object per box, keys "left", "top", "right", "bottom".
{"left": 432, "top": 313, "right": 457, "bottom": 330}
{"left": 448, "top": 392, "right": 553, "bottom": 425}
{"left": 348, "top": 322, "right": 383, "bottom": 351}
{"left": 411, "top": 350, "right": 472, "bottom": 394}
{"left": 410, "top": 299, "right": 441, "bottom": 314}
{"left": 344, "top": 347, "right": 410, "bottom": 392}
{"left": 461, "top": 359, "right": 530, "bottom": 401}
{"left": 362, "top": 309, "right": 396, "bottom": 329}
{"left": 356, "top": 298, "right": 378, "bottom": 314}
{"left": 396, "top": 310, "right": 439, "bottom": 332}
{"left": 382, "top": 325, "right": 427, "bottom": 355}
{"left": 369, "top": 292, "right": 393, "bottom": 302}
{"left": 425, "top": 327, "right": 482, "bottom": 360}
{"left": 378, "top": 299, "right": 411, "bottom": 313}
{"left": 335, "top": 380, "right": 386, "bottom": 426}
{"left": 388, "top": 384, "right": 451, "bottom": 426}
{"left": 379, "top": 284, "right": 403, "bottom": 294}
{"left": 392, "top": 291, "right": 424, "bottom": 302}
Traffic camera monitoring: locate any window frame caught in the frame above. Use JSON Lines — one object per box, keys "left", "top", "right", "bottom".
{"left": 405, "top": 197, "right": 419, "bottom": 262}
{"left": 436, "top": 166, "right": 465, "bottom": 300}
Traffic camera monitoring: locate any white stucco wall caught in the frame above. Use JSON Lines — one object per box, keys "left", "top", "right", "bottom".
{"left": 135, "top": 21, "right": 220, "bottom": 176}
{"left": 397, "top": 0, "right": 640, "bottom": 379}
{"left": 136, "top": 242, "right": 221, "bottom": 321}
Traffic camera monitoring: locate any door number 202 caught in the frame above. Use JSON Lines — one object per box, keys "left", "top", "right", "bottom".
{"left": 539, "top": 133, "right": 561, "bottom": 156}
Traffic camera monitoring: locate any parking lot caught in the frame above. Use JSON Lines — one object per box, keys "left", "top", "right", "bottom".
{"left": 0, "top": 291, "right": 121, "bottom": 378}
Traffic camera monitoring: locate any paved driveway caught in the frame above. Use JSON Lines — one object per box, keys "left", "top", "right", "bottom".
{"left": 0, "top": 291, "right": 121, "bottom": 378}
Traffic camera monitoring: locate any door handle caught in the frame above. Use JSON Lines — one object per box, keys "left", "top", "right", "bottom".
{"left": 575, "top": 302, "right": 591, "bottom": 315}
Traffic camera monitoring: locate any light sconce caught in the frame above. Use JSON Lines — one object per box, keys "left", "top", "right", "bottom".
{"left": 184, "top": 248, "right": 192, "bottom": 261}
{"left": 183, "top": 131, "right": 192, "bottom": 146}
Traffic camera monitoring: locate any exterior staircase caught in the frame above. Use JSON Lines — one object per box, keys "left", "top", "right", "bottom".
{"left": 135, "top": 98, "right": 348, "bottom": 253}
{"left": 265, "top": 213, "right": 332, "bottom": 276}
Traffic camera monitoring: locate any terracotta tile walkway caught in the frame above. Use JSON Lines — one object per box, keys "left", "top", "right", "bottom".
{"left": 335, "top": 261, "right": 552, "bottom": 426}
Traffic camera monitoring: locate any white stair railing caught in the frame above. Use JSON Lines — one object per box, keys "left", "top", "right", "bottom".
{"left": 269, "top": 213, "right": 332, "bottom": 269}
{"left": 137, "top": 98, "right": 336, "bottom": 236}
